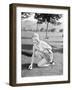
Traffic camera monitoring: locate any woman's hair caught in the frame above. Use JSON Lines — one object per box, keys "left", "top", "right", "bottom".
{"left": 32, "top": 33, "right": 39, "bottom": 38}
{"left": 32, "top": 33, "right": 40, "bottom": 42}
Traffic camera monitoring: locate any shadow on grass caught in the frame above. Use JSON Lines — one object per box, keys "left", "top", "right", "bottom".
{"left": 22, "top": 48, "right": 63, "bottom": 57}
{"left": 22, "top": 44, "right": 63, "bottom": 53}
{"left": 22, "top": 63, "right": 38, "bottom": 70}
{"left": 22, "top": 51, "right": 32, "bottom": 57}
{"left": 53, "top": 48, "right": 63, "bottom": 53}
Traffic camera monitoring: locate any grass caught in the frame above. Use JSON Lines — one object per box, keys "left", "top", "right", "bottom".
{"left": 21, "top": 52, "right": 63, "bottom": 77}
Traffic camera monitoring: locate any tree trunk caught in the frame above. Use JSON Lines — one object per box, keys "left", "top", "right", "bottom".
{"left": 36, "top": 23, "right": 38, "bottom": 32}
{"left": 45, "top": 19, "right": 48, "bottom": 38}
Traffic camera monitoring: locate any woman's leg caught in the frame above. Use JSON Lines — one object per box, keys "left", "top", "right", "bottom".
{"left": 38, "top": 50, "right": 54, "bottom": 67}
{"left": 49, "top": 50, "right": 53, "bottom": 62}
{"left": 49, "top": 50, "right": 55, "bottom": 65}
{"left": 35, "top": 51, "right": 48, "bottom": 67}
{"left": 37, "top": 58, "right": 49, "bottom": 67}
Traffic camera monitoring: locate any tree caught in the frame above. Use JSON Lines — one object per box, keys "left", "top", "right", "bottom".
{"left": 21, "top": 12, "right": 31, "bottom": 19}
{"left": 36, "top": 20, "right": 43, "bottom": 32}
{"left": 34, "top": 13, "right": 62, "bottom": 38}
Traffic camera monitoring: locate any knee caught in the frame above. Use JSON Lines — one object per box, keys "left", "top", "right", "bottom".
{"left": 35, "top": 51, "right": 38, "bottom": 56}
{"left": 37, "top": 61, "right": 42, "bottom": 67}
{"left": 37, "top": 63, "right": 41, "bottom": 67}
{"left": 49, "top": 50, "right": 53, "bottom": 55}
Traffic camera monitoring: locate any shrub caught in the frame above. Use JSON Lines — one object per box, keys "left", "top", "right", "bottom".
{"left": 59, "top": 29, "right": 63, "bottom": 32}
{"left": 50, "top": 28, "right": 56, "bottom": 32}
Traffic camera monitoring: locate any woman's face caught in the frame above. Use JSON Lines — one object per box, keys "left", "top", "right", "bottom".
{"left": 32, "top": 37, "right": 39, "bottom": 45}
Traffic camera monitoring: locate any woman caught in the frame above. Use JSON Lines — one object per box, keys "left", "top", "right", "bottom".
{"left": 28, "top": 33, "right": 54, "bottom": 70}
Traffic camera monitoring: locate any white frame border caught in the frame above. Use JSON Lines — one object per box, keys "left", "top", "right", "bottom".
{"left": 16, "top": 7, "right": 68, "bottom": 83}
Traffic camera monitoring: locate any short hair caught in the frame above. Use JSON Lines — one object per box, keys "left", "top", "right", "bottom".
{"left": 32, "top": 33, "right": 40, "bottom": 42}
{"left": 32, "top": 33, "right": 39, "bottom": 38}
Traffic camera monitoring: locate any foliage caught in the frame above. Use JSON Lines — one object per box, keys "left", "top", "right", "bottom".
{"left": 59, "top": 29, "right": 63, "bottom": 32}
{"left": 34, "top": 13, "right": 62, "bottom": 38}
{"left": 34, "top": 13, "right": 62, "bottom": 24}
{"left": 21, "top": 12, "right": 32, "bottom": 19}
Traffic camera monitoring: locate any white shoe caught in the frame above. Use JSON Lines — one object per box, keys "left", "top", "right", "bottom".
{"left": 28, "top": 67, "right": 32, "bottom": 70}
{"left": 50, "top": 61, "right": 55, "bottom": 65}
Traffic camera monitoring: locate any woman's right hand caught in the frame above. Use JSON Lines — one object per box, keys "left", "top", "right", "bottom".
{"left": 28, "top": 64, "right": 33, "bottom": 70}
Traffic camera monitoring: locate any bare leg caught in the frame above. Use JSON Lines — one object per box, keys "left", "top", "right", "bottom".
{"left": 49, "top": 50, "right": 53, "bottom": 62}
{"left": 35, "top": 51, "right": 48, "bottom": 67}
{"left": 49, "top": 50, "right": 55, "bottom": 65}
{"left": 37, "top": 58, "right": 50, "bottom": 67}
{"left": 43, "top": 49, "right": 54, "bottom": 65}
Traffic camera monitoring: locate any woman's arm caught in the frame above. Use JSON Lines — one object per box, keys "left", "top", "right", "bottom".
{"left": 28, "top": 45, "right": 35, "bottom": 69}
{"left": 31, "top": 45, "right": 35, "bottom": 65}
